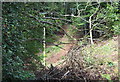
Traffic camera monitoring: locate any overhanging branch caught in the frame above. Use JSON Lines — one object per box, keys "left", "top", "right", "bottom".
{"left": 23, "top": 13, "right": 74, "bottom": 40}
{"left": 42, "top": 17, "right": 72, "bottom": 23}
{"left": 61, "top": 14, "right": 89, "bottom": 23}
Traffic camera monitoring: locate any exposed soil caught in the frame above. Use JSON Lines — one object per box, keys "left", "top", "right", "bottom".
{"left": 45, "top": 25, "right": 77, "bottom": 64}
{"left": 46, "top": 35, "right": 75, "bottom": 64}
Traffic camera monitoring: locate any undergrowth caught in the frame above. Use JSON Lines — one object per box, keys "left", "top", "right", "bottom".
{"left": 81, "top": 37, "right": 118, "bottom": 80}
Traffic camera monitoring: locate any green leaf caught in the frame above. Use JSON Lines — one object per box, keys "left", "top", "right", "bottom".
{"left": 101, "top": 74, "right": 111, "bottom": 80}
{"left": 77, "top": 23, "right": 85, "bottom": 26}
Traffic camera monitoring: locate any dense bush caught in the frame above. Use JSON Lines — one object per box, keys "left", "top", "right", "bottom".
{"left": 2, "top": 3, "right": 43, "bottom": 81}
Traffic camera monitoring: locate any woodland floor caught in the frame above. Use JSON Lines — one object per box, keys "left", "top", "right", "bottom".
{"left": 46, "top": 35, "right": 74, "bottom": 64}
{"left": 35, "top": 28, "right": 118, "bottom": 80}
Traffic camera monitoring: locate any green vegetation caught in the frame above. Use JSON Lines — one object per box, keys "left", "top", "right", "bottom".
{"left": 82, "top": 37, "right": 118, "bottom": 80}
{"left": 2, "top": 2, "right": 119, "bottom": 81}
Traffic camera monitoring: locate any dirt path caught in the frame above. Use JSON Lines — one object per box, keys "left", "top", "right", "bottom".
{"left": 46, "top": 43, "right": 73, "bottom": 63}
{"left": 46, "top": 33, "right": 76, "bottom": 64}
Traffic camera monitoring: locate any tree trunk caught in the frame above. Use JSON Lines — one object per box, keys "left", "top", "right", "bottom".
{"left": 89, "top": 17, "right": 94, "bottom": 44}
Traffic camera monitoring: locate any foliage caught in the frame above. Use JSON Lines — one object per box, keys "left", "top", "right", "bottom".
{"left": 101, "top": 74, "right": 111, "bottom": 80}
{"left": 72, "top": 2, "right": 119, "bottom": 38}
{"left": 2, "top": 2, "right": 69, "bottom": 81}
{"left": 2, "top": 2, "right": 44, "bottom": 80}
{"left": 2, "top": 2, "right": 119, "bottom": 81}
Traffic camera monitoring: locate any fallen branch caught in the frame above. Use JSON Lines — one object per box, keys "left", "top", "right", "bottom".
{"left": 52, "top": 43, "right": 66, "bottom": 50}
{"left": 58, "top": 42, "right": 76, "bottom": 44}
{"left": 61, "top": 70, "right": 70, "bottom": 79}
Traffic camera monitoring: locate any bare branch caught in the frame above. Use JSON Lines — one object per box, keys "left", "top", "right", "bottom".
{"left": 22, "top": 38, "right": 43, "bottom": 42}
{"left": 42, "top": 17, "right": 72, "bottom": 23}
{"left": 77, "top": 2, "right": 90, "bottom": 16}
{"left": 92, "top": 16, "right": 107, "bottom": 28}
{"left": 92, "top": 8, "right": 110, "bottom": 24}
{"left": 90, "top": 3, "right": 100, "bottom": 18}
{"left": 61, "top": 14, "right": 89, "bottom": 23}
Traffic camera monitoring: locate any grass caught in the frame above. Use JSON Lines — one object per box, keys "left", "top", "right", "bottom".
{"left": 81, "top": 36, "right": 118, "bottom": 80}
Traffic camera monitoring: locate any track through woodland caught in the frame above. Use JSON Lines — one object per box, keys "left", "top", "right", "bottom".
{"left": 46, "top": 27, "right": 76, "bottom": 64}
{"left": 36, "top": 27, "right": 118, "bottom": 80}
{"left": 46, "top": 26, "right": 76, "bottom": 64}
